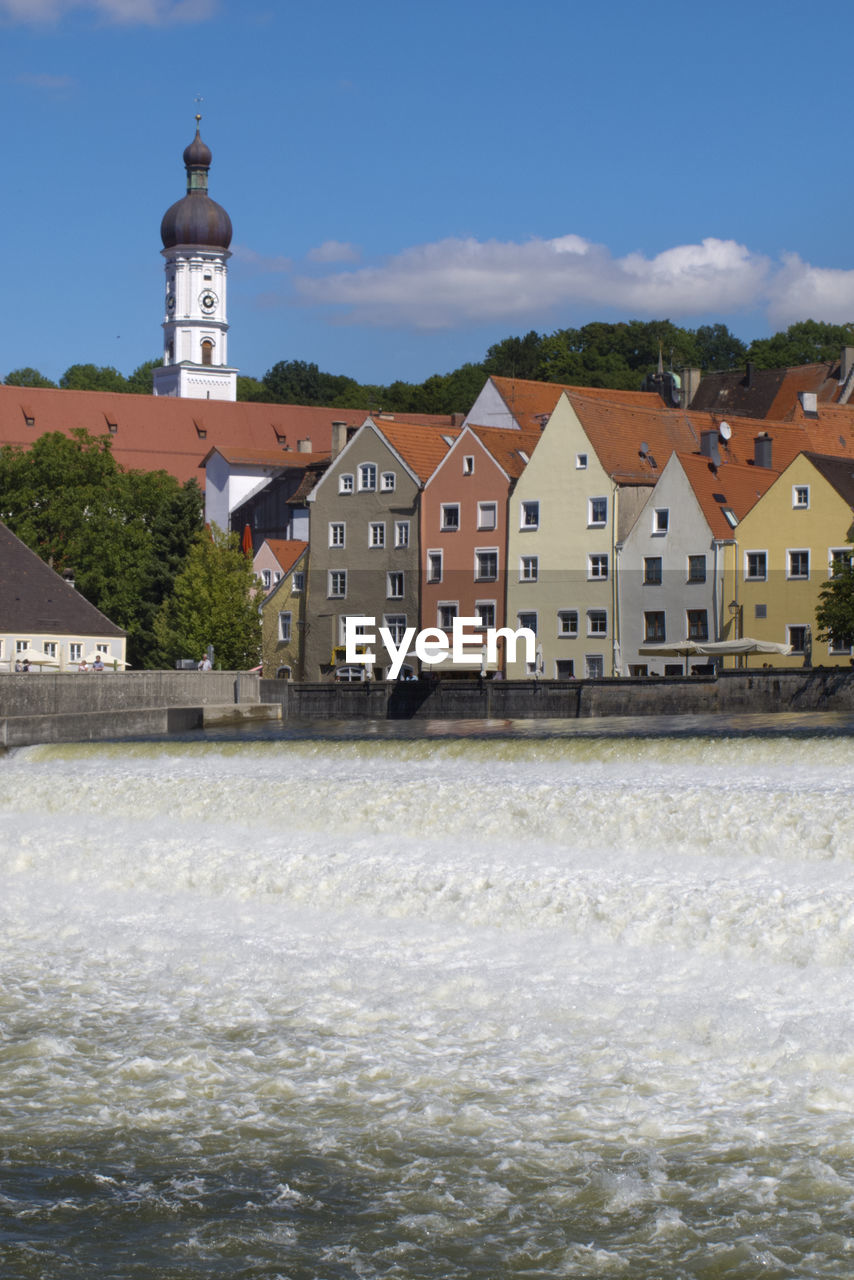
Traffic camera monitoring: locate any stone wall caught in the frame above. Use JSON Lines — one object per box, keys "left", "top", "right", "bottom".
{"left": 0, "top": 671, "right": 259, "bottom": 718}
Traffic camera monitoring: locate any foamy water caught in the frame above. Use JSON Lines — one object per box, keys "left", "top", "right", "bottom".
{"left": 3, "top": 730, "right": 854, "bottom": 1278}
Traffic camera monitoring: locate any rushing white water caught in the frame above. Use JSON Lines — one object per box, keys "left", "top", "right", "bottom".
{"left": 3, "top": 728, "right": 854, "bottom": 1278}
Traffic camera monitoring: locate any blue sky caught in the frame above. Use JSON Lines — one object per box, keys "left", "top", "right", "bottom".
{"left": 1, "top": 0, "right": 852, "bottom": 387}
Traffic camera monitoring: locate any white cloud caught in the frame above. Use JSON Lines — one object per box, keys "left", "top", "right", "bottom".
{"left": 231, "top": 244, "right": 291, "bottom": 274}
{"left": 767, "top": 251, "right": 854, "bottom": 327}
{"left": 295, "top": 233, "right": 773, "bottom": 330}
{"left": 306, "top": 240, "right": 361, "bottom": 264}
{"left": 0, "top": 0, "right": 215, "bottom": 24}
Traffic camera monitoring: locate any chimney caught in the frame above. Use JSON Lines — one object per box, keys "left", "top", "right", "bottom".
{"left": 680, "top": 366, "right": 701, "bottom": 409}
{"left": 841, "top": 347, "right": 854, "bottom": 382}
{"left": 700, "top": 429, "right": 721, "bottom": 465}
{"left": 746, "top": 361, "right": 755, "bottom": 388}
{"left": 754, "top": 432, "right": 773, "bottom": 469}
{"left": 331, "top": 421, "right": 348, "bottom": 457}
{"left": 452, "top": 412, "right": 466, "bottom": 427}
{"left": 297, "top": 438, "right": 312, "bottom": 453}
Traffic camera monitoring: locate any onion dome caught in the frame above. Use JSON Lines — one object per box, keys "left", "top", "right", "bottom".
{"left": 160, "top": 116, "right": 232, "bottom": 251}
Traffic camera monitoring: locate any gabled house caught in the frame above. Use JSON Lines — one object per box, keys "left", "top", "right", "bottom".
{"left": 464, "top": 374, "right": 661, "bottom": 433}
{"left": 0, "top": 522, "right": 127, "bottom": 671}
{"left": 304, "top": 418, "right": 457, "bottom": 680}
{"left": 419, "top": 425, "right": 540, "bottom": 671}
{"left": 734, "top": 452, "right": 854, "bottom": 667}
{"left": 689, "top": 352, "right": 854, "bottom": 419}
{"left": 258, "top": 541, "right": 309, "bottom": 679}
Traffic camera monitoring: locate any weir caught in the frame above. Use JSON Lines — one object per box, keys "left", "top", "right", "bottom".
{"left": 4, "top": 666, "right": 854, "bottom": 746}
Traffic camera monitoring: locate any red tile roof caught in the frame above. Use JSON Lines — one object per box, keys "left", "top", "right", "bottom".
{"left": 376, "top": 420, "right": 460, "bottom": 483}
{"left": 677, "top": 453, "right": 779, "bottom": 539}
{"left": 261, "top": 539, "right": 308, "bottom": 576}
{"left": 468, "top": 426, "right": 542, "bottom": 478}
{"left": 478, "top": 375, "right": 661, "bottom": 431}
{"left": 202, "top": 446, "right": 330, "bottom": 468}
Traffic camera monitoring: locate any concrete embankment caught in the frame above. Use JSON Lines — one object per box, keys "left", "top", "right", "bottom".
{"left": 3, "top": 667, "right": 854, "bottom": 748}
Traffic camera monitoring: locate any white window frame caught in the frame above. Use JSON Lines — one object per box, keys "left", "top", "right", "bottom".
{"left": 369, "top": 521, "right": 386, "bottom": 549}
{"left": 69, "top": 642, "right": 82, "bottom": 662}
{"left": 380, "top": 470, "right": 396, "bottom": 492}
{"left": 278, "top": 611, "right": 292, "bottom": 643}
{"left": 394, "top": 520, "right": 409, "bottom": 549}
{"left": 475, "top": 547, "right": 499, "bottom": 581}
{"left": 437, "top": 601, "right": 459, "bottom": 629}
{"left": 387, "top": 571, "right": 404, "bottom": 599}
{"left": 292, "top": 571, "right": 304, "bottom": 594}
{"left": 328, "top": 570, "right": 347, "bottom": 598}
{"left": 329, "top": 522, "right": 346, "bottom": 548}
{"left": 520, "top": 500, "right": 540, "bottom": 530}
{"left": 426, "top": 550, "right": 443, "bottom": 583}
{"left": 829, "top": 548, "right": 852, "bottom": 577}
{"left": 787, "top": 548, "right": 810, "bottom": 580}
{"left": 382, "top": 613, "right": 407, "bottom": 644}
{"left": 653, "top": 507, "right": 669, "bottom": 535}
{"left": 43, "top": 641, "right": 57, "bottom": 658}
{"left": 462, "top": 455, "right": 475, "bottom": 476}
{"left": 475, "top": 600, "right": 496, "bottom": 630}
{"left": 792, "top": 484, "right": 810, "bottom": 509}
{"left": 557, "top": 610, "right": 578, "bottom": 637}
{"left": 745, "top": 550, "right": 768, "bottom": 581}
{"left": 477, "top": 501, "right": 497, "bottom": 531}
{"left": 588, "top": 553, "right": 609, "bottom": 580}
{"left": 520, "top": 555, "right": 538, "bottom": 582}
{"left": 358, "top": 462, "right": 377, "bottom": 492}
{"left": 787, "top": 624, "right": 808, "bottom": 654}
{"left": 576, "top": 453, "right": 588, "bottom": 470}
{"left": 261, "top": 568, "right": 272, "bottom": 590}
{"left": 338, "top": 473, "right": 354, "bottom": 495}
{"left": 587, "top": 609, "right": 607, "bottom": 637}
{"left": 588, "top": 496, "right": 607, "bottom": 527}
{"left": 517, "top": 611, "right": 537, "bottom": 635}
{"left": 440, "top": 503, "right": 460, "bottom": 531}
{"left": 585, "top": 654, "right": 604, "bottom": 678}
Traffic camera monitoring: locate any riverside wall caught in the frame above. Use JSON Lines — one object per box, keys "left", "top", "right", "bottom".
{"left": 3, "top": 668, "right": 854, "bottom": 748}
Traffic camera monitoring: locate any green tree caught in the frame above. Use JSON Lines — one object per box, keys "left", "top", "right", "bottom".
{"left": 236, "top": 374, "right": 274, "bottom": 402}
{"left": 153, "top": 525, "right": 261, "bottom": 669}
{"left": 483, "top": 330, "right": 544, "bottom": 380}
{"left": 815, "top": 554, "right": 854, "bottom": 649}
{"left": 59, "top": 363, "right": 129, "bottom": 393}
{"left": 124, "top": 359, "right": 162, "bottom": 395}
{"left": 747, "top": 320, "right": 854, "bottom": 369}
{"left": 4, "top": 367, "right": 58, "bottom": 388}
{"left": 0, "top": 431, "right": 203, "bottom": 667}
{"left": 694, "top": 324, "right": 748, "bottom": 370}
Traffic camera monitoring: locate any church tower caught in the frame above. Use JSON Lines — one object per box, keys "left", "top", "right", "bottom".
{"left": 153, "top": 116, "right": 238, "bottom": 401}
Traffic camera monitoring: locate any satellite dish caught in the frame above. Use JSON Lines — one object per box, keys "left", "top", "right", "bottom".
{"left": 719, "top": 421, "right": 732, "bottom": 440}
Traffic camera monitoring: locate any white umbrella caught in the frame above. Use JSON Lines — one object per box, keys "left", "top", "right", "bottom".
{"left": 83, "top": 651, "right": 130, "bottom": 668}
{"left": 12, "top": 646, "right": 60, "bottom": 668}
{"left": 695, "top": 638, "right": 792, "bottom": 657}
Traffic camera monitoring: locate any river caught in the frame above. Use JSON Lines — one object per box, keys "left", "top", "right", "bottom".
{"left": 2, "top": 719, "right": 854, "bottom": 1277}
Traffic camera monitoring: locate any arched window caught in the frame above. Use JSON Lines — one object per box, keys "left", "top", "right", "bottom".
{"left": 201, "top": 339, "right": 213, "bottom": 366}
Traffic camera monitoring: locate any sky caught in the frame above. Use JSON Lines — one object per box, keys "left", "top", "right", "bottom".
{"left": 2, "top": 0, "right": 854, "bottom": 388}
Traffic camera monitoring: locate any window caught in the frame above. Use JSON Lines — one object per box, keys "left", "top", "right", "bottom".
{"left": 793, "top": 485, "right": 810, "bottom": 509}
{"left": 427, "top": 550, "right": 442, "bottom": 583}
{"left": 69, "top": 643, "right": 82, "bottom": 662}
{"left": 201, "top": 339, "right": 213, "bottom": 366}
{"left": 387, "top": 571, "right": 404, "bottom": 599}
{"left": 278, "top": 611, "right": 292, "bottom": 642}
{"left": 588, "top": 497, "right": 607, "bottom": 526}
{"left": 369, "top": 522, "right": 386, "bottom": 548}
{"left": 441, "top": 503, "right": 460, "bottom": 531}
{"left": 653, "top": 508, "right": 669, "bottom": 534}
{"left": 829, "top": 632, "right": 852, "bottom": 655}
{"left": 438, "top": 602, "right": 458, "bottom": 629}
{"left": 336, "top": 665, "right": 365, "bottom": 683}
{"left": 328, "top": 570, "right": 347, "bottom": 598}
{"left": 556, "top": 659, "right": 574, "bottom": 679}
{"left": 475, "top": 549, "right": 498, "bottom": 581}
{"left": 462, "top": 455, "right": 474, "bottom": 475}
{"left": 520, "top": 555, "right": 538, "bottom": 582}
{"left": 381, "top": 471, "right": 396, "bottom": 492}
{"left": 585, "top": 654, "right": 603, "bottom": 678}
{"left": 339, "top": 473, "right": 354, "bottom": 495}
{"left": 521, "top": 500, "right": 540, "bottom": 529}
{"left": 475, "top": 601, "right": 495, "bottom": 629}
{"left": 517, "top": 611, "right": 537, "bottom": 634}
{"left": 558, "top": 610, "right": 578, "bottom": 637}
{"left": 644, "top": 556, "right": 662, "bottom": 585}
{"left": 788, "top": 550, "right": 810, "bottom": 580}
{"left": 16, "top": 639, "right": 30, "bottom": 653}
{"left": 587, "top": 610, "right": 607, "bottom": 637}
{"left": 788, "top": 624, "right": 808, "bottom": 654}
{"left": 477, "top": 501, "right": 497, "bottom": 530}
{"left": 261, "top": 568, "right": 272, "bottom": 590}
{"left": 754, "top": 603, "right": 767, "bottom": 619}
{"left": 688, "top": 555, "right": 707, "bottom": 583}
{"left": 43, "top": 642, "right": 57, "bottom": 658}
{"left": 830, "top": 549, "right": 852, "bottom": 577}
{"left": 358, "top": 463, "right": 377, "bottom": 491}
{"left": 745, "top": 551, "right": 767, "bottom": 581}
{"left": 687, "top": 609, "right": 709, "bottom": 641}
{"left": 722, "top": 509, "right": 738, "bottom": 529}
{"left": 394, "top": 521, "right": 409, "bottom": 548}
{"left": 576, "top": 454, "right": 588, "bottom": 470}
{"left": 588, "top": 554, "right": 608, "bottom": 580}
{"left": 273, "top": 571, "right": 282, "bottom": 584}
{"left": 329, "top": 522, "right": 345, "bottom": 548}
{"left": 383, "top": 614, "right": 407, "bottom": 643}
{"left": 644, "top": 611, "right": 666, "bottom": 642}
{"left": 292, "top": 572, "right": 304, "bottom": 594}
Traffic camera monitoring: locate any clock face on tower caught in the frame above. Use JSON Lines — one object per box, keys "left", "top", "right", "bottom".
{"left": 199, "top": 290, "right": 218, "bottom": 313}
{"left": 166, "top": 293, "right": 175, "bottom": 311}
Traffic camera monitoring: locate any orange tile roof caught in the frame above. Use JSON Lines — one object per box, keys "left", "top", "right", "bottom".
{"left": 467, "top": 426, "right": 543, "bottom": 478}
{"left": 375, "top": 420, "right": 460, "bottom": 483}
{"left": 261, "top": 539, "right": 308, "bottom": 576}
{"left": 0, "top": 387, "right": 455, "bottom": 487}
{"left": 202, "top": 446, "right": 330, "bottom": 468}
{"left": 766, "top": 363, "right": 845, "bottom": 418}
{"left": 478, "top": 375, "right": 661, "bottom": 431}
{"left": 677, "top": 453, "right": 779, "bottom": 539}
